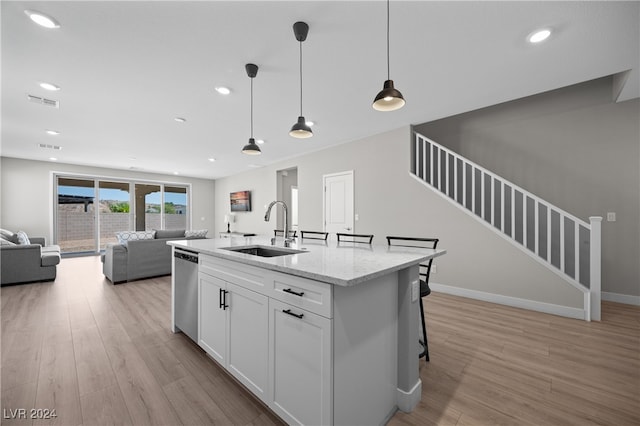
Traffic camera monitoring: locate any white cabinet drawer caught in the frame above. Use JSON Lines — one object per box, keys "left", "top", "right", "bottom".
{"left": 199, "top": 255, "right": 269, "bottom": 296}
{"left": 270, "top": 272, "right": 332, "bottom": 318}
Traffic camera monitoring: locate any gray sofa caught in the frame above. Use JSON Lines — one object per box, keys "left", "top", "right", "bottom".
{"left": 102, "top": 229, "right": 206, "bottom": 283}
{"left": 0, "top": 233, "right": 61, "bottom": 286}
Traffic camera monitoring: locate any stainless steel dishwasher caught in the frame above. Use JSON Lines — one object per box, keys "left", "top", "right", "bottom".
{"left": 174, "top": 248, "right": 198, "bottom": 342}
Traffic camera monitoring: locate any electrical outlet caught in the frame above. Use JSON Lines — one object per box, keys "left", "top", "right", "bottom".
{"left": 607, "top": 212, "right": 616, "bottom": 222}
{"left": 431, "top": 265, "right": 437, "bottom": 274}
{"left": 355, "top": 213, "right": 359, "bottom": 221}
{"left": 411, "top": 280, "right": 419, "bottom": 302}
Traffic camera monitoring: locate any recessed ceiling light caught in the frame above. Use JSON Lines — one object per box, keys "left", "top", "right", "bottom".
{"left": 528, "top": 29, "right": 551, "bottom": 44}
{"left": 24, "top": 10, "right": 60, "bottom": 29}
{"left": 49, "top": 157, "right": 58, "bottom": 161}
{"left": 256, "top": 139, "right": 265, "bottom": 145}
{"left": 46, "top": 129, "right": 60, "bottom": 135}
{"left": 39, "top": 82, "right": 60, "bottom": 91}
{"left": 208, "top": 158, "right": 216, "bottom": 162}
{"left": 174, "top": 117, "right": 186, "bottom": 123}
{"left": 215, "top": 87, "right": 231, "bottom": 95}
{"left": 173, "top": 171, "right": 179, "bottom": 175}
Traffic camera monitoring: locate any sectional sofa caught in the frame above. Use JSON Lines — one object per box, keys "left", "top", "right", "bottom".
{"left": 102, "top": 229, "right": 207, "bottom": 283}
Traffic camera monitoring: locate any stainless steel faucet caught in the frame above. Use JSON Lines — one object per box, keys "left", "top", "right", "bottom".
{"left": 264, "top": 201, "right": 293, "bottom": 247}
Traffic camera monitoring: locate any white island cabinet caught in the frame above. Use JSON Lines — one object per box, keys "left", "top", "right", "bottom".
{"left": 269, "top": 298, "right": 332, "bottom": 424}
{"left": 199, "top": 255, "right": 270, "bottom": 403}
{"left": 169, "top": 236, "right": 446, "bottom": 426}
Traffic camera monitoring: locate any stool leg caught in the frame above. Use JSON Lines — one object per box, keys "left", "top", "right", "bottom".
{"left": 419, "top": 299, "right": 430, "bottom": 362}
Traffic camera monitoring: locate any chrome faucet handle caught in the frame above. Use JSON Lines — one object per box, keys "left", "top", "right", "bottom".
{"left": 284, "top": 239, "right": 293, "bottom": 248}
{"left": 271, "top": 237, "right": 276, "bottom": 246}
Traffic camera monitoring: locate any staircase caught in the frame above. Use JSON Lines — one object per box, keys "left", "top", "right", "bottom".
{"left": 411, "top": 132, "right": 602, "bottom": 321}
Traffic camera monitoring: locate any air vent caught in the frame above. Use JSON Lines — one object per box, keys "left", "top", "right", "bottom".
{"left": 38, "top": 143, "right": 62, "bottom": 150}
{"left": 27, "top": 94, "right": 59, "bottom": 108}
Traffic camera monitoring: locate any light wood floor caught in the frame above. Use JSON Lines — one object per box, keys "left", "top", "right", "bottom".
{"left": 1, "top": 256, "right": 639, "bottom": 426}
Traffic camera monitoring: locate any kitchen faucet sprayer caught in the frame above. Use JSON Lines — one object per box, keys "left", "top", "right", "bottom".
{"left": 264, "top": 201, "right": 292, "bottom": 247}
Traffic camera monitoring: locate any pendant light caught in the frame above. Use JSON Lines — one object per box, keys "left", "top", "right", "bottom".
{"left": 289, "top": 21, "right": 313, "bottom": 138}
{"left": 242, "top": 63, "right": 261, "bottom": 155}
{"left": 372, "top": 0, "right": 405, "bottom": 111}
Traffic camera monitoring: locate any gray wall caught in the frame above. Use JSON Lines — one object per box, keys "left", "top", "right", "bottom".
{"left": 415, "top": 77, "right": 640, "bottom": 298}
{"left": 0, "top": 157, "right": 215, "bottom": 243}
{"left": 215, "top": 126, "right": 584, "bottom": 310}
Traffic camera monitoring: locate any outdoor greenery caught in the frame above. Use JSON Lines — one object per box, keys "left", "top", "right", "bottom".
{"left": 109, "top": 202, "right": 130, "bottom": 213}
{"left": 144, "top": 202, "right": 178, "bottom": 214}
{"left": 108, "top": 201, "right": 181, "bottom": 214}
{"left": 164, "top": 202, "right": 176, "bottom": 214}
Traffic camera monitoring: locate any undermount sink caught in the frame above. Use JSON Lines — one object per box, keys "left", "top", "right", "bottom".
{"left": 220, "top": 245, "right": 306, "bottom": 257}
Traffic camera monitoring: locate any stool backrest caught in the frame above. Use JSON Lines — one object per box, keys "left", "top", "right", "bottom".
{"left": 386, "top": 236, "right": 439, "bottom": 283}
{"left": 336, "top": 233, "right": 374, "bottom": 244}
{"left": 274, "top": 229, "right": 297, "bottom": 238}
{"left": 300, "top": 231, "right": 329, "bottom": 240}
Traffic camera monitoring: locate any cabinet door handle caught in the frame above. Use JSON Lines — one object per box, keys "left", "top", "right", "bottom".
{"left": 282, "top": 309, "right": 304, "bottom": 319}
{"left": 219, "top": 288, "right": 229, "bottom": 310}
{"left": 219, "top": 288, "right": 224, "bottom": 309}
{"left": 283, "top": 288, "right": 305, "bottom": 297}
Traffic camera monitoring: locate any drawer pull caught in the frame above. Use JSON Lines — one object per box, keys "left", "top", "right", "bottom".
{"left": 283, "top": 309, "right": 304, "bottom": 319}
{"left": 283, "top": 288, "right": 305, "bottom": 297}
{"left": 219, "top": 288, "right": 229, "bottom": 310}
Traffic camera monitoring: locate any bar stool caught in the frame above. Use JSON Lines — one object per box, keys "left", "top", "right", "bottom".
{"left": 386, "top": 236, "right": 439, "bottom": 362}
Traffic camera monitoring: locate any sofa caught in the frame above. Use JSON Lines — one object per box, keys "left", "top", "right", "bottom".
{"left": 0, "top": 229, "right": 61, "bottom": 286}
{"left": 102, "top": 229, "right": 207, "bottom": 284}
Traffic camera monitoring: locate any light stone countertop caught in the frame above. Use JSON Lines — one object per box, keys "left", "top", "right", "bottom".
{"left": 169, "top": 236, "right": 446, "bottom": 287}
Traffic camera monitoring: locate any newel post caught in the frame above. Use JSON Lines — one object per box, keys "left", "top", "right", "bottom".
{"left": 589, "top": 216, "right": 602, "bottom": 321}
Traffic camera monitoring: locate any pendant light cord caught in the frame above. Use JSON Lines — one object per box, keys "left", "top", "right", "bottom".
{"left": 250, "top": 77, "right": 254, "bottom": 138}
{"left": 386, "top": 0, "right": 390, "bottom": 80}
{"left": 299, "top": 41, "right": 303, "bottom": 116}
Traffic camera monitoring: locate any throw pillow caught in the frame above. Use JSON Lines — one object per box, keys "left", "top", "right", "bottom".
{"left": 16, "top": 230, "right": 31, "bottom": 245}
{"left": 185, "top": 229, "right": 208, "bottom": 239}
{"left": 0, "top": 228, "right": 19, "bottom": 244}
{"left": 115, "top": 230, "right": 156, "bottom": 246}
{"left": 0, "top": 238, "right": 16, "bottom": 246}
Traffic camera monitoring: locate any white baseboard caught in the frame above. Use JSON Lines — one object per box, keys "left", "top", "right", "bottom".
{"left": 602, "top": 291, "right": 640, "bottom": 306}
{"left": 430, "top": 283, "right": 586, "bottom": 320}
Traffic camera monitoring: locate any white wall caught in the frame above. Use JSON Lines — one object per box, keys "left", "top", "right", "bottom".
{"left": 0, "top": 157, "right": 215, "bottom": 242}
{"left": 215, "top": 126, "right": 584, "bottom": 311}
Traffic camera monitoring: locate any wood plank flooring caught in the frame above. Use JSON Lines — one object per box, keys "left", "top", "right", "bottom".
{"left": 2, "top": 255, "right": 639, "bottom": 425}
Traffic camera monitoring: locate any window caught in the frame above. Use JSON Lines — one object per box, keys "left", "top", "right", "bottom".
{"left": 54, "top": 174, "right": 190, "bottom": 254}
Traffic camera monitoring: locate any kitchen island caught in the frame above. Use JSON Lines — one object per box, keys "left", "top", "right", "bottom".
{"left": 169, "top": 236, "right": 445, "bottom": 425}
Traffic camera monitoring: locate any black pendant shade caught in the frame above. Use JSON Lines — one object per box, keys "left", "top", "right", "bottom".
{"left": 373, "top": 0, "right": 405, "bottom": 112}
{"left": 290, "top": 21, "right": 313, "bottom": 139}
{"left": 242, "top": 137, "right": 261, "bottom": 155}
{"left": 372, "top": 79, "right": 405, "bottom": 111}
{"left": 289, "top": 116, "right": 313, "bottom": 138}
{"left": 242, "top": 63, "right": 261, "bottom": 155}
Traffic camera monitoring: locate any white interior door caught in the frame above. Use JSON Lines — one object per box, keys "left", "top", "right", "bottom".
{"left": 323, "top": 171, "right": 354, "bottom": 235}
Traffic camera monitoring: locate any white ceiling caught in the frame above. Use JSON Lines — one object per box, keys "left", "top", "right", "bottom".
{"left": 2, "top": 1, "right": 638, "bottom": 180}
